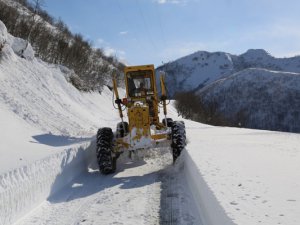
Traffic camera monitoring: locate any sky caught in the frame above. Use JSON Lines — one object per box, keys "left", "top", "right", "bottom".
{"left": 41, "top": 0, "right": 300, "bottom": 66}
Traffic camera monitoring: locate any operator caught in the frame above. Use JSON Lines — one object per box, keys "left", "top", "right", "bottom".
{"left": 138, "top": 81, "right": 147, "bottom": 96}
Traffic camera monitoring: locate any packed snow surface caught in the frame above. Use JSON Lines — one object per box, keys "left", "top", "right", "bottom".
{"left": 186, "top": 123, "right": 300, "bottom": 225}
{"left": 0, "top": 20, "right": 300, "bottom": 225}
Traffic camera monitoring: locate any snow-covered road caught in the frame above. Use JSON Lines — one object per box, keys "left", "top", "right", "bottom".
{"left": 14, "top": 149, "right": 201, "bottom": 225}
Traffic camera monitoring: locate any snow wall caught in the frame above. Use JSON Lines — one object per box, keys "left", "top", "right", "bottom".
{"left": 184, "top": 151, "right": 236, "bottom": 225}
{"left": 0, "top": 141, "right": 96, "bottom": 225}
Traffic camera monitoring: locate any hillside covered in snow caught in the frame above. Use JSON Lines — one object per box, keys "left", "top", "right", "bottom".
{"left": 157, "top": 49, "right": 300, "bottom": 96}
{"left": 198, "top": 68, "right": 300, "bottom": 132}
{"left": 0, "top": 19, "right": 120, "bottom": 172}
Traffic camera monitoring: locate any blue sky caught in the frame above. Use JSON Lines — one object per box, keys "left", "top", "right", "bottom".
{"left": 42, "top": 0, "right": 300, "bottom": 66}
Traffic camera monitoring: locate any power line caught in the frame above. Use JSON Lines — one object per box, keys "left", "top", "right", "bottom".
{"left": 135, "top": 0, "right": 158, "bottom": 51}
{"left": 154, "top": 1, "right": 167, "bottom": 48}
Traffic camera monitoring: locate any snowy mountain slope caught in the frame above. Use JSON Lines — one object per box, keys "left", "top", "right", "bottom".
{"left": 156, "top": 49, "right": 300, "bottom": 96}
{"left": 0, "top": 20, "right": 120, "bottom": 173}
{"left": 156, "top": 51, "right": 235, "bottom": 96}
{"left": 197, "top": 68, "right": 300, "bottom": 132}
{"left": 235, "top": 49, "right": 300, "bottom": 72}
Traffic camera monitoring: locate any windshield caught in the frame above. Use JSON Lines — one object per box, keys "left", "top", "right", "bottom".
{"left": 127, "top": 70, "right": 153, "bottom": 97}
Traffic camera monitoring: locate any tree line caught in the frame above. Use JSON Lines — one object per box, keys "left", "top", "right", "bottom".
{"left": 0, "top": 0, "right": 125, "bottom": 91}
{"left": 174, "top": 91, "right": 232, "bottom": 126}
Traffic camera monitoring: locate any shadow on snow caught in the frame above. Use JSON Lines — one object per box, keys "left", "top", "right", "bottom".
{"left": 31, "top": 133, "right": 93, "bottom": 147}
{"left": 48, "top": 159, "right": 160, "bottom": 204}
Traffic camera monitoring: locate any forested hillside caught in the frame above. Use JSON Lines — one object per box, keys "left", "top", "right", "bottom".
{"left": 0, "top": 0, "right": 124, "bottom": 91}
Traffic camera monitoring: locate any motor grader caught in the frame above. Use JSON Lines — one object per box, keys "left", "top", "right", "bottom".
{"left": 96, "top": 64, "right": 186, "bottom": 174}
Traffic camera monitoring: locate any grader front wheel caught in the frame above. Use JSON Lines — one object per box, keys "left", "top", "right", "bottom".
{"left": 96, "top": 127, "right": 116, "bottom": 174}
{"left": 162, "top": 118, "right": 173, "bottom": 127}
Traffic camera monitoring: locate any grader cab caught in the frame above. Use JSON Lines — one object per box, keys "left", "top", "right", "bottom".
{"left": 96, "top": 65, "right": 186, "bottom": 174}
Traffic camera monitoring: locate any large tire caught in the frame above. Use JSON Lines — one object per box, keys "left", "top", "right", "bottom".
{"left": 171, "top": 121, "right": 186, "bottom": 162}
{"left": 116, "top": 122, "right": 129, "bottom": 138}
{"left": 96, "top": 127, "right": 116, "bottom": 174}
{"left": 162, "top": 118, "right": 173, "bottom": 127}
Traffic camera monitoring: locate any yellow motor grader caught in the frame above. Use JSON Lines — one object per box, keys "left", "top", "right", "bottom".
{"left": 96, "top": 65, "right": 186, "bottom": 174}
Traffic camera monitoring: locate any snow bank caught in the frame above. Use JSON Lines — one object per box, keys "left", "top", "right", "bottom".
{"left": 185, "top": 121, "right": 300, "bottom": 225}
{"left": 183, "top": 151, "right": 235, "bottom": 225}
{"left": 0, "top": 141, "right": 96, "bottom": 225}
{"left": 0, "top": 20, "right": 7, "bottom": 48}
{"left": 2, "top": 27, "right": 34, "bottom": 60}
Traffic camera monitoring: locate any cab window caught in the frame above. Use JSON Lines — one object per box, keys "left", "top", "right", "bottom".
{"left": 127, "top": 70, "right": 154, "bottom": 97}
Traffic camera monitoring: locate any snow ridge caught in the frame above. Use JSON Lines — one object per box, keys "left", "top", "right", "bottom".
{"left": 183, "top": 151, "right": 235, "bottom": 225}
{"left": 0, "top": 141, "right": 96, "bottom": 225}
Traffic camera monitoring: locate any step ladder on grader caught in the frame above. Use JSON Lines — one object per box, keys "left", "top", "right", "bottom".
{"left": 96, "top": 64, "right": 186, "bottom": 174}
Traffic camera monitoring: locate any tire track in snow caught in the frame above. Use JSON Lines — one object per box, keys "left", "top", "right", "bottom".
{"left": 159, "top": 157, "right": 201, "bottom": 225}
{"left": 159, "top": 169, "right": 180, "bottom": 225}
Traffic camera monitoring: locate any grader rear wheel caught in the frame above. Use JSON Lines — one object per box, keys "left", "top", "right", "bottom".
{"left": 171, "top": 121, "right": 186, "bottom": 162}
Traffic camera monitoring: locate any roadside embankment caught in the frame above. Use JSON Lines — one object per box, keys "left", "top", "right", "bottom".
{"left": 0, "top": 141, "right": 96, "bottom": 225}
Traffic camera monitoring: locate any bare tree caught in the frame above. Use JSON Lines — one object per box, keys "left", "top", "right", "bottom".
{"left": 26, "top": 0, "right": 44, "bottom": 42}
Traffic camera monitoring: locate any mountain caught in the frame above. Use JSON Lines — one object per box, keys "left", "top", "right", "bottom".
{"left": 157, "top": 49, "right": 300, "bottom": 132}
{"left": 156, "top": 49, "right": 300, "bottom": 97}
